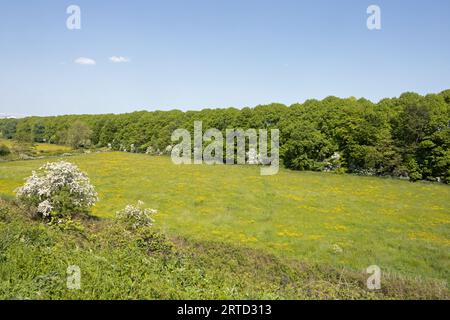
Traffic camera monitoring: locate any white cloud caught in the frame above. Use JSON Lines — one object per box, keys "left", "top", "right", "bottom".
{"left": 74, "top": 57, "right": 96, "bottom": 65}
{"left": 109, "top": 56, "right": 130, "bottom": 63}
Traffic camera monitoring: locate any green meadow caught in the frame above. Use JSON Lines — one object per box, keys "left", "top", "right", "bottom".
{"left": 0, "top": 152, "right": 449, "bottom": 286}
{"left": 0, "top": 138, "right": 72, "bottom": 152}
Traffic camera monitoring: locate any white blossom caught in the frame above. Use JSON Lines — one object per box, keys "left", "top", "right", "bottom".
{"left": 331, "top": 152, "right": 341, "bottom": 161}
{"left": 15, "top": 161, "right": 98, "bottom": 217}
{"left": 116, "top": 201, "right": 157, "bottom": 229}
{"left": 37, "top": 200, "right": 53, "bottom": 217}
{"left": 165, "top": 145, "right": 173, "bottom": 154}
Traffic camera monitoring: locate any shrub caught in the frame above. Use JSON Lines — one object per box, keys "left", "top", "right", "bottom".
{"left": 136, "top": 229, "right": 175, "bottom": 256}
{"left": 15, "top": 161, "right": 98, "bottom": 219}
{"left": 116, "top": 201, "right": 157, "bottom": 229}
{"left": 0, "top": 144, "right": 10, "bottom": 156}
{"left": 407, "top": 159, "right": 422, "bottom": 182}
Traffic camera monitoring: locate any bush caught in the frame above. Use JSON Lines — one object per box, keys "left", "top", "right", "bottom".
{"left": 136, "top": 228, "right": 175, "bottom": 256}
{"left": 15, "top": 161, "right": 98, "bottom": 219}
{"left": 116, "top": 201, "right": 157, "bottom": 229}
{"left": 407, "top": 159, "right": 422, "bottom": 182}
{"left": 0, "top": 144, "right": 10, "bottom": 156}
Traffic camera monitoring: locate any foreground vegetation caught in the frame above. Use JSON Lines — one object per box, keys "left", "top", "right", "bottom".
{"left": 0, "top": 199, "right": 447, "bottom": 299}
{"left": 0, "top": 153, "right": 449, "bottom": 289}
{"left": 1, "top": 90, "right": 450, "bottom": 183}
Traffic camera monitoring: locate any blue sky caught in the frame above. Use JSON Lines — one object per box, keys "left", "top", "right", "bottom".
{"left": 0, "top": 0, "right": 449, "bottom": 116}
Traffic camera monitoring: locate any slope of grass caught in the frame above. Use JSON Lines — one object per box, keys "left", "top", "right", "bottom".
{"left": 0, "top": 152, "right": 449, "bottom": 286}
{"left": 0, "top": 200, "right": 447, "bottom": 299}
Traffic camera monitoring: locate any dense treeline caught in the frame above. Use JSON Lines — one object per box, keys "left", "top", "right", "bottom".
{"left": 1, "top": 90, "right": 450, "bottom": 183}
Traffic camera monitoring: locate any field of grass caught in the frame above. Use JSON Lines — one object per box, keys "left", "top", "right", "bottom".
{"left": 0, "top": 138, "right": 72, "bottom": 161}
{"left": 0, "top": 152, "right": 449, "bottom": 288}
{"left": 33, "top": 142, "right": 72, "bottom": 153}
{"left": 0, "top": 138, "right": 71, "bottom": 151}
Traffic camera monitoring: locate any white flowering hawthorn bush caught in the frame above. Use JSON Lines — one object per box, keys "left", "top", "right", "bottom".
{"left": 15, "top": 161, "right": 98, "bottom": 218}
{"left": 116, "top": 200, "right": 157, "bottom": 229}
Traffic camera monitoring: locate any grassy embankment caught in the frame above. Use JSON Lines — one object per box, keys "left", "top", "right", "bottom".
{"left": 0, "top": 152, "right": 449, "bottom": 299}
